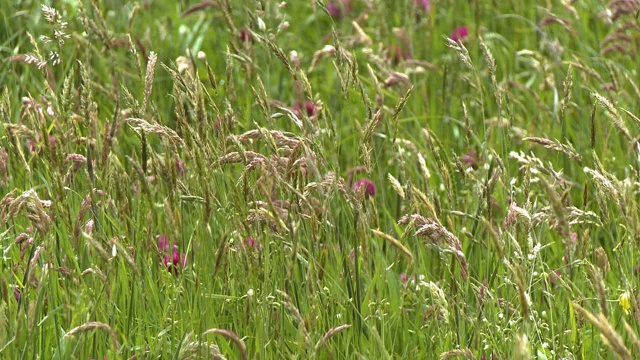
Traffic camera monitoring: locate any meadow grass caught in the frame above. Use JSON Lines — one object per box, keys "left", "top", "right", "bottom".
{"left": 1, "top": 0, "right": 640, "bottom": 359}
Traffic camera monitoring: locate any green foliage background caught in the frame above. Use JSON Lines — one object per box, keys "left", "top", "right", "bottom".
{"left": 1, "top": 0, "right": 639, "bottom": 359}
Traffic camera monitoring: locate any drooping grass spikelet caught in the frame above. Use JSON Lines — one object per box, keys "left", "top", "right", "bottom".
{"left": 142, "top": 51, "right": 157, "bottom": 111}
{"left": 537, "top": 175, "right": 570, "bottom": 240}
{"left": 589, "top": 263, "right": 609, "bottom": 317}
{"left": 370, "top": 229, "right": 413, "bottom": 262}
{"left": 440, "top": 348, "right": 476, "bottom": 360}
{"left": 64, "top": 321, "right": 118, "bottom": 350}
{"left": 387, "top": 173, "right": 405, "bottom": 199}
{"left": 314, "top": 324, "right": 352, "bottom": 355}
{"left": 512, "top": 263, "right": 531, "bottom": 320}
{"left": 1, "top": 189, "right": 52, "bottom": 235}
{"left": 514, "top": 333, "right": 531, "bottom": 360}
{"left": 560, "top": 65, "right": 573, "bottom": 121}
{"left": 178, "top": 332, "right": 228, "bottom": 360}
{"left": 592, "top": 92, "right": 631, "bottom": 140}
{"left": 399, "top": 214, "right": 468, "bottom": 278}
{"left": 523, "top": 137, "right": 581, "bottom": 162}
{"left": 572, "top": 302, "right": 632, "bottom": 360}
{"left": 202, "top": 328, "right": 247, "bottom": 360}
{"left": 276, "top": 290, "right": 311, "bottom": 347}
{"left": 126, "top": 117, "right": 184, "bottom": 148}
{"left": 594, "top": 247, "right": 611, "bottom": 274}
{"left": 425, "top": 281, "right": 450, "bottom": 322}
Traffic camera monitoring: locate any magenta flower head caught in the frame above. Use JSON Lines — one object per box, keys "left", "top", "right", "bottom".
{"left": 415, "top": 0, "right": 431, "bottom": 12}
{"left": 246, "top": 236, "right": 256, "bottom": 247}
{"left": 451, "top": 25, "right": 469, "bottom": 42}
{"left": 239, "top": 28, "right": 253, "bottom": 44}
{"left": 158, "top": 234, "right": 187, "bottom": 273}
{"left": 28, "top": 139, "right": 37, "bottom": 154}
{"left": 175, "top": 158, "right": 186, "bottom": 177}
{"left": 400, "top": 273, "right": 408, "bottom": 284}
{"left": 294, "top": 101, "right": 315, "bottom": 117}
{"left": 354, "top": 178, "right": 376, "bottom": 197}
{"left": 327, "top": 0, "right": 352, "bottom": 18}
{"left": 327, "top": 2, "right": 340, "bottom": 17}
{"left": 242, "top": 236, "right": 263, "bottom": 253}
{"left": 84, "top": 219, "right": 94, "bottom": 236}
{"left": 158, "top": 234, "right": 169, "bottom": 252}
{"left": 388, "top": 44, "right": 410, "bottom": 65}
{"left": 463, "top": 151, "right": 479, "bottom": 169}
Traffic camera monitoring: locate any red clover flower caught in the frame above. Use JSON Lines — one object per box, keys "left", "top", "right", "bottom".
{"left": 158, "top": 234, "right": 187, "bottom": 273}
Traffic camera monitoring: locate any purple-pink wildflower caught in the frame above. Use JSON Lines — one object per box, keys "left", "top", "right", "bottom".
{"left": 239, "top": 28, "right": 253, "bottom": 44}
{"left": 451, "top": 26, "right": 469, "bottom": 42}
{"left": 415, "top": 0, "right": 431, "bottom": 12}
{"left": 327, "top": 0, "right": 352, "bottom": 18}
{"left": 246, "top": 236, "right": 256, "bottom": 247}
{"left": 463, "top": 151, "right": 479, "bottom": 169}
{"left": 14, "top": 288, "right": 21, "bottom": 303}
{"left": 549, "top": 270, "right": 562, "bottom": 289}
{"left": 84, "top": 219, "right": 94, "bottom": 236}
{"left": 175, "top": 158, "right": 186, "bottom": 177}
{"left": 294, "top": 101, "right": 315, "bottom": 117}
{"left": 481, "top": 355, "right": 500, "bottom": 360}
{"left": 400, "top": 273, "right": 408, "bottom": 284}
{"left": 28, "top": 139, "right": 36, "bottom": 154}
{"left": 354, "top": 178, "right": 376, "bottom": 197}
{"left": 327, "top": 2, "right": 340, "bottom": 17}
{"left": 158, "top": 234, "right": 169, "bottom": 252}
{"left": 158, "top": 234, "right": 187, "bottom": 273}
{"left": 388, "top": 44, "right": 410, "bottom": 65}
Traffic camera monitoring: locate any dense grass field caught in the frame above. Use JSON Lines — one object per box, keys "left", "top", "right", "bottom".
{"left": 2, "top": 0, "right": 640, "bottom": 358}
